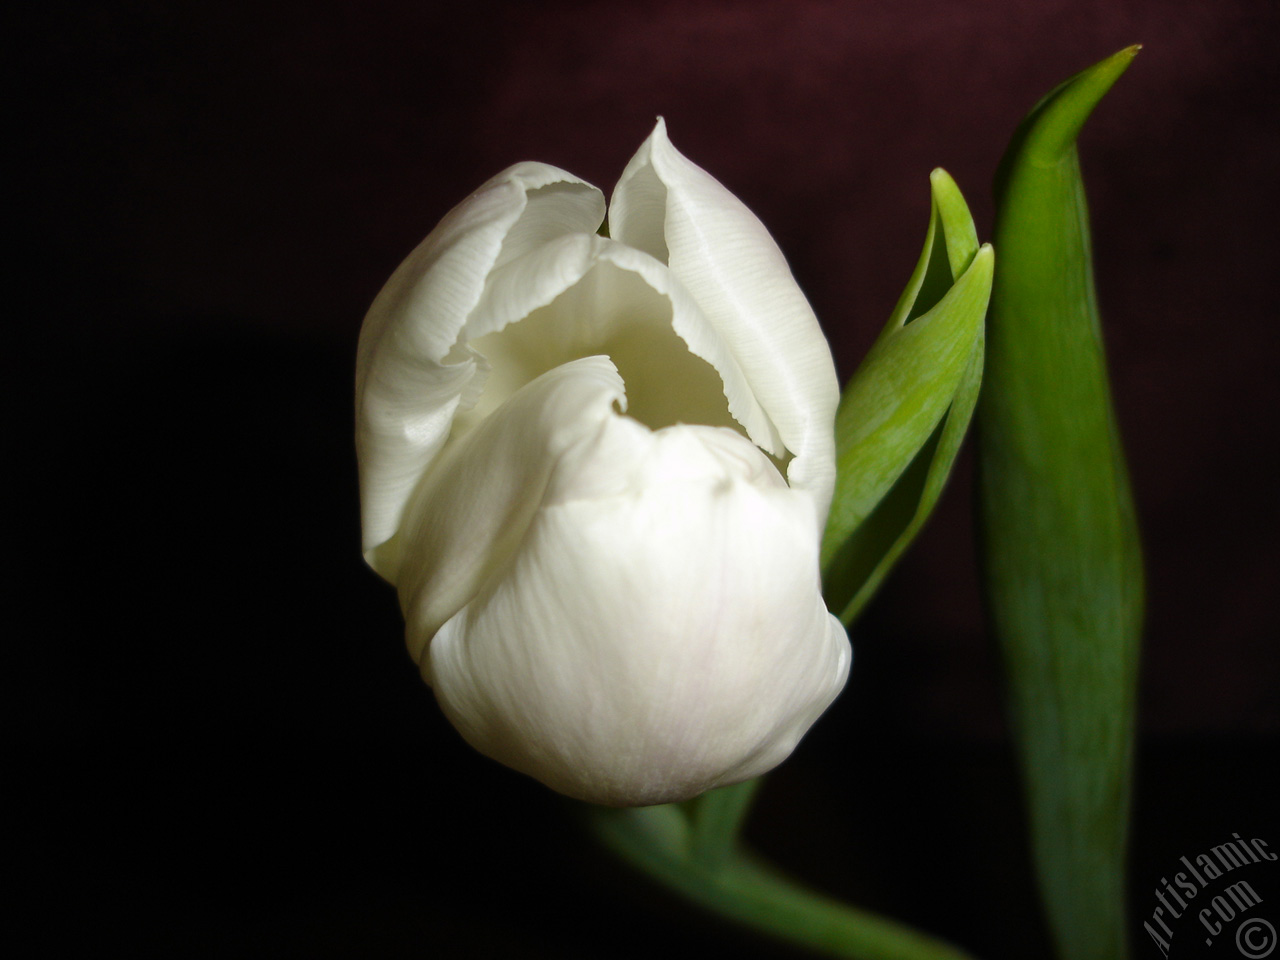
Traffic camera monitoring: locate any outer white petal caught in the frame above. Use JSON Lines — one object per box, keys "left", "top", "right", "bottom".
{"left": 356, "top": 163, "right": 606, "bottom": 578}
{"left": 395, "top": 356, "right": 627, "bottom": 663}
{"left": 418, "top": 368, "right": 852, "bottom": 806}
{"left": 609, "top": 118, "right": 840, "bottom": 523}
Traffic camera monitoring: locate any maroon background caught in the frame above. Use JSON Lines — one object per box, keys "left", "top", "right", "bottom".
{"left": 12, "top": 1, "right": 1278, "bottom": 957}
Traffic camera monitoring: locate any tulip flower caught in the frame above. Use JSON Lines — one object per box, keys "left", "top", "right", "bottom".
{"left": 356, "top": 120, "right": 850, "bottom": 806}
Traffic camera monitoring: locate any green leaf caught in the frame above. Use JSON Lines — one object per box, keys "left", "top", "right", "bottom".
{"left": 821, "top": 170, "right": 991, "bottom": 624}
{"left": 976, "top": 46, "right": 1143, "bottom": 960}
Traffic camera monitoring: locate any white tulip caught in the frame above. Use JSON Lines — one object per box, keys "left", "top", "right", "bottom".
{"left": 356, "top": 119, "right": 851, "bottom": 806}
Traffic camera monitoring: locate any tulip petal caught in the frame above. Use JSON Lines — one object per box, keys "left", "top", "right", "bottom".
{"left": 456, "top": 233, "right": 780, "bottom": 455}
{"left": 413, "top": 367, "right": 849, "bottom": 806}
{"left": 609, "top": 119, "right": 839, "bottom": 522}
{"left": 395, "top": 356, "right": 627, "bottom": 662}
{"left": 357, "top": 163, "right": 605, "bottom": 575}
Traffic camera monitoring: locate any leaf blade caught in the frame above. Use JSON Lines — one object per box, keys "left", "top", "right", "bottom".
{"left": 821, "top": 171, "right": 990, "bottom": 621}
{"left": 977, "top": 46, "right": 1143, "bottom": 960}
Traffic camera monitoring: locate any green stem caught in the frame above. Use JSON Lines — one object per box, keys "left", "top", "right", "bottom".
{"left": 590, "top": 805, "right": 978, "bottom": 960}
{"left": 686, "top": 778, "right": 763, "bottom": 868}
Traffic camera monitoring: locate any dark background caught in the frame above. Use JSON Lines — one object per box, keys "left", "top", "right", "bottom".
{"left": 11, "top": 1, "right": 1278, "bottom": 957}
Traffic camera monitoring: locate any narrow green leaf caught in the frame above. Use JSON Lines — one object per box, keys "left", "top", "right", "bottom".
{"left": 822, "top": 170, "right": 991, "bottom": 624}
{"left": 977, "top": 46, "right": 1143, "bottom": 960}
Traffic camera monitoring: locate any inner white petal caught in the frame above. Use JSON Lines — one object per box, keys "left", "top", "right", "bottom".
{"left": 463, "top": 257, "right": 740, "bottom": 439}
{"left": 493, "top": 180, "right": 607, "bottom": 272}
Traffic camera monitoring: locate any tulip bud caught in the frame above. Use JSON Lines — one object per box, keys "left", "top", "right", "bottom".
{"left": 356, "top": 120, "right": 850, "bottom": 806}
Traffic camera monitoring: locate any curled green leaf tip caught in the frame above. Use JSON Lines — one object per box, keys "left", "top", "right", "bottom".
{"left": 820, "top": 171, "right": 989, "bottom": 624}
{"left": 1004, "top": 45, "right": 1140, "bottom": 171}
{"left": 928, "top": 168, "right": 980, "bottom": 276}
